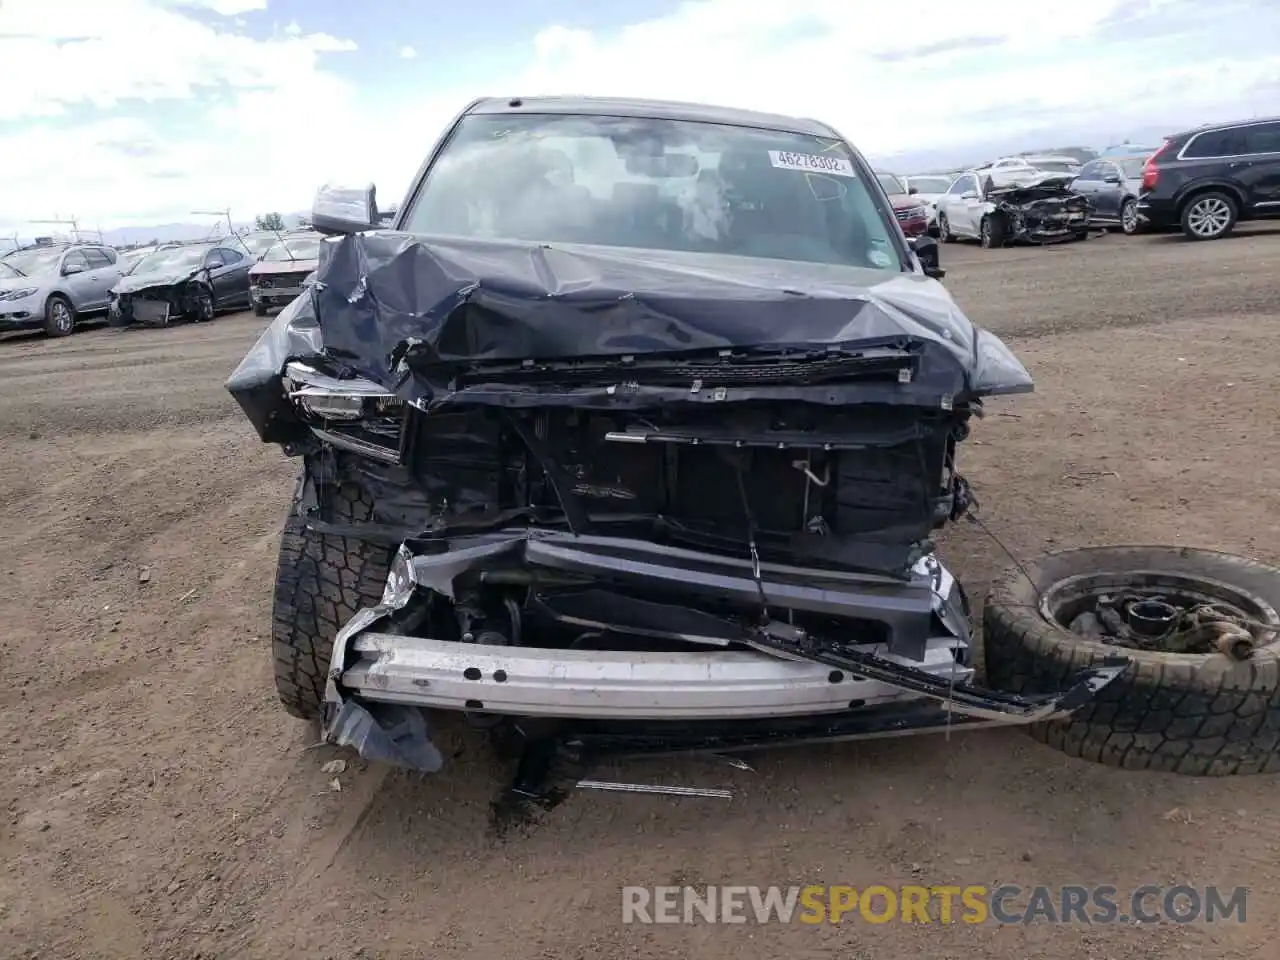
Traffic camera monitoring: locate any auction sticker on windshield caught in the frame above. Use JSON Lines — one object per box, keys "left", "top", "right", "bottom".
{"left": 769, "top": 151, "right": 856, "bottom": 178}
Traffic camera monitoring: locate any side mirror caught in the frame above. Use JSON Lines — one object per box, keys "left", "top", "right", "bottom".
{"left": 907, "top": 185, "right": 919, "bottom": 195}
{"left": 909, "top": 236, "right": 946, "bottom": 280}
{"left": 961, "top": 192, "right": 979, "bottom": 200}
{"left": 1102, "top": 174, "right": 1122, "bottom": 184}
{"left": 62, "top": 262, "right": 85, "bottom": 276}
{"left": 312, "top": 182, "right": 379, "bottom": 236}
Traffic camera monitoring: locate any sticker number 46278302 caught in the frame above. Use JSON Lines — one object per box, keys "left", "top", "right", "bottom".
{"left": 768, "top": 150, "right": 856, "bottom": 178}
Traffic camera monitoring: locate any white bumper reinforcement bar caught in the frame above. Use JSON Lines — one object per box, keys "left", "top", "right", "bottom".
{"left": 340, "top": 633, "right": 972, "bottom": 720}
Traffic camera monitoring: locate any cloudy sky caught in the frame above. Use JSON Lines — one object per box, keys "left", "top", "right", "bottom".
{"left": 0, "top": 0, "right": 1277, "bottom": 234}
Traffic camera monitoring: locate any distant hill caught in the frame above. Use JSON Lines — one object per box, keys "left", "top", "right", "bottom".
{"left": 0, "top": 212, "right": 313, "bottom": 250}
{"left": 1017, "top": 145, "right": 1099, "bottom": 163}
{"left": 97, "top": 212, "right": 310, "bottom": 248}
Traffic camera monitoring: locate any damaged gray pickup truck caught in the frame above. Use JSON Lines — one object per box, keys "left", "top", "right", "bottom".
{"left": 229, "top": 97, "right": 1280, "bottom": 810}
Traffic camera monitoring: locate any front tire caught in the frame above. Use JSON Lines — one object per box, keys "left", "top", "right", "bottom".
{"left": 253, "top": 301, "right": 268, "bottom": 317}
{"left": 44, "top": 295, "right": 75, "bottom": 337}
{"left": 271, "top": 478, "right": 394, "bottom": 719}
{"left": 1120, "top": 198, "right": 1140, "bottom": 235}
{"left": 984, "top": 546, "right": 1280, "bottom": 776}
{"left": 1180, "top": 191, "right": 1237, "bottom": 241}
{"left": 979, "top": 214, "right": 1004, "bottom": 249}
{"left": 194, "top": 286, "right": 215, "bottom": 322}
{"left": 937, "top": 211, "right": 955, "bottom": 243}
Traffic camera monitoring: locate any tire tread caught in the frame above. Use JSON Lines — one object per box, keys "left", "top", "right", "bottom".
{"left": 983, "top": 546, "right": 1280, "bottom": 776}
{"left": 270, "top": 480, "right": 392, "bottom": 719}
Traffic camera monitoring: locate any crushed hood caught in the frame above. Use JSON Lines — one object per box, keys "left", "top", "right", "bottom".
{"left": 113, "top": 267, "right": 202, "bottom": 294}
{"left": 0, "top": 277, "right": 38, "bottom": 294}
{"left": 988, "top": 174, "right": 1080, "bottom": 204}
{"left": 250, "top": 258, "right": 319, "bottom": 277}
{"left": 227, "top": 231, "right": 1032, "bottom": 441}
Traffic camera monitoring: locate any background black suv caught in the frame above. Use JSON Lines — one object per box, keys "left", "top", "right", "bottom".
{"left": 1138, "top": 117, "right": 1280, "bottom": 240}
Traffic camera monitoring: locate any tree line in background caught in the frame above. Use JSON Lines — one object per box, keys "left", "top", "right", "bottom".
{"left": 255, "top": 212, "right": 286, "bottom": 231}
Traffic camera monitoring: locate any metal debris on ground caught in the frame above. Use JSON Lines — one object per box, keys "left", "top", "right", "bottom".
{"left": 1070, "top": 593, "right": 1258, "bottom": 659}
{"left": 138, "top": 567, "right": 152, "bottom": 584}
{"left": 320, "top": 759, "right": 347, "bottom": 775}
{"left": 576, "top": 779, "right": 733, "bottom": 799}
{"left": 711, "top": 755, "right": 756, "bottom": 772}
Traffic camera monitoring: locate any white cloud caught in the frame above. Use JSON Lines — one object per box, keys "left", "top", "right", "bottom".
{"left": 0, "top": 1, "right": 355, "bottom": 122}
{"left": 0, "top": 0, "right": 1277, "bottom": 235}
{"left": 168, "top": 0, "right": 267, "bottom": 14}
{"left": 399, "top": 45, "right": 418, "bottom": 60}
{"left": 284, "top": 20, "right": 301, "bottom": 36}
{"left": 517, "top": 0, "right": 1279, "bottom": 157}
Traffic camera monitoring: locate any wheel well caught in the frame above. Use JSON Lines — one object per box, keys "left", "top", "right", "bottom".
{"left": 46, "top": 292, "right": 73, "bottom": 312}
{"left": 1177, "top": 184, "right": 1245, "bottom": 220}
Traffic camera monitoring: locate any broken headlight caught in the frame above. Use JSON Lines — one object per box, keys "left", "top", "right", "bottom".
{"left": 283, "top": 361, "right": 405, "bottom": 461}
{"left": 284, "top": 361, "right": 398, "bottom": 416}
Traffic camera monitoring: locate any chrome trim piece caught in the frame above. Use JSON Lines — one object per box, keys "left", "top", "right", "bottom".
{"left": 310, "top": 427, "right": 401, "bottom": 463}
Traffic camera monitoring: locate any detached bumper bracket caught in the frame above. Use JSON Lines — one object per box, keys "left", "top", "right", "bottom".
{"left": 746, "top": 629, "right": 1132, "bottom": 723}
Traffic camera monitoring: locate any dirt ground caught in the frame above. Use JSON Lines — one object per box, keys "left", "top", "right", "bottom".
{"left": 3, "top": 224, "right": 1280, "bottom": 960}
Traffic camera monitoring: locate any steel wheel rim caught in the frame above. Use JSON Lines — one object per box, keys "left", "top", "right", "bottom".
{"left": 1039, "top": 569, "right": 1278, "bottom": 656}
{"left": 1122, "top": 202, "right": 1138, "bottom": 233}
{"left": 52, "top": 301, "right": 72, "bottom": 332}
{"left": 1188, "top": 198, "right": 1230, "bottom": 237}
{"left": 980, "top": 219, "right": 991, "bottom": 245}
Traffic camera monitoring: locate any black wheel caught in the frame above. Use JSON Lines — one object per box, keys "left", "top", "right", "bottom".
{"left": 979, "top": 215, "right": 1004, "bottom": 249}
{"left": 937, "top": 211, "right": 955, "bottom": 243}
{"left": 271, "top": 477, "right": 394, "bottom": 719}
{"left": 194, "top": 286, "right": 215, "bottom": 322}
{"left": 984, "top": 546, "right": 1280, "bottom": 776}
{"left": 1180, "top": 191, "right": 1237, "bottom": 241}
{"left": 253, "top": 301, "right": 268, "bottom": 317}
{"left": 44, "top": 295, "right": 75, "bottom": 337}
{"left": 1120, "top": 198, "right": 1140, "bottom": 235}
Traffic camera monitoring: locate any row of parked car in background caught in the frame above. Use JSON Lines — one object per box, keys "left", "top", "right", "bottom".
{"left": 0, "top": 229, "right": 323, "bottom": 337}
{"left": 3, "top": 116, "right": 1276, "bottom": 339}
{"left": 874, "top": 114, "right": 1280, "bottom": 250}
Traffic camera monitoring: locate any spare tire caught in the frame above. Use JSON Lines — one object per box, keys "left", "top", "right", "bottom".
{"left": 983, "top": 546, "right": 1280, "bottom": 776}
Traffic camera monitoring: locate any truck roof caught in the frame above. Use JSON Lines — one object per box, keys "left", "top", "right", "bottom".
{"left": 465, "top": 96, "right": 840, "bottom": 138}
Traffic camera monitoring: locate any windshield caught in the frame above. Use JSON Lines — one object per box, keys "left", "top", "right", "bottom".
{"left": 1118, "top": 157, "right": 1148, "bottom": 179}
{"left": 239, "top": 234, "right": 277, "bottom": 255}
{"left": 1032, "top": 160, "right": 1080, "bottom": 173}
{"left": 906, "top": 177, "right": 952, "bottom": 194}
{"left": 876, "top": 173, "right": 906, "bottom": 195}
{"left": 403, "top": 113, "right": 904, "bottom": 272}
{"left": 4, "top": 248, "right": 64, "bottom": 277}
{"left": 261, "top": 237, "right": 321, "bottom": 262}
{"left": 130, "top": 246, "right": 208, "bottom": 274}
